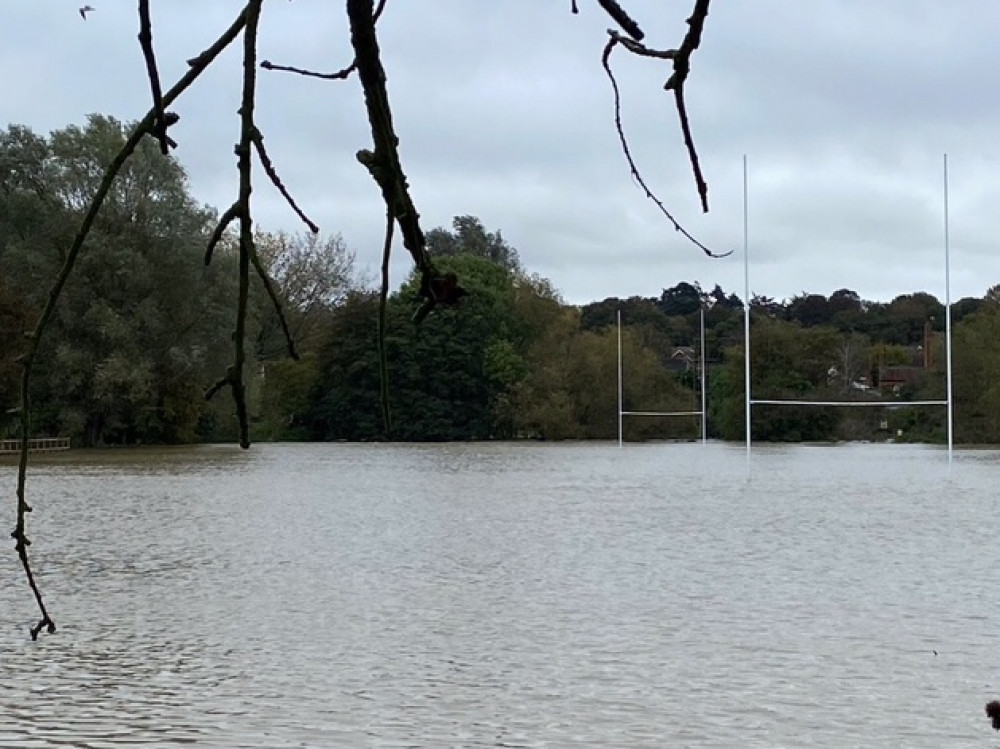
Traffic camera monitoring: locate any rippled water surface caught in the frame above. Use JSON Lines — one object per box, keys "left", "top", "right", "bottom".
{"left": 1, "top": 441, "right": 998, "bottom": 747}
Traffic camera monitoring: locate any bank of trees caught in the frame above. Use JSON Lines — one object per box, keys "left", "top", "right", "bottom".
{"left": 304, "top": 217, "right": 699, "bottom": 442}
{"left": 0, "top": 116, "right": 359, "bottom": 446}
{"left": 6, "top": 118, "right": 1000, "bottom": 445}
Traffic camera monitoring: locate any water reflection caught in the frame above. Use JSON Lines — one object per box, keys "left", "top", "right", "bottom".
{"left": 0, "top": 442, "right": 997, "bottom": 747}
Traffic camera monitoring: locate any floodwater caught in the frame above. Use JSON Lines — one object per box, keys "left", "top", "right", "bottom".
{"left": 0, "top": 441, "right": 997, "bottom": 747}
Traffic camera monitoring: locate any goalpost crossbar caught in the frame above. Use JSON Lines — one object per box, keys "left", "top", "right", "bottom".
{"left": 750, "top": 399, "right": 948, "bottom": 408}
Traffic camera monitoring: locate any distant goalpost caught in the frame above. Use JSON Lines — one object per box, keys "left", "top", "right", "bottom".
{"left": 616, "top": 306, "right": 707, "bottom": 447}
{"left": 741, "top": 154, "right": 955, "bottom": 466}
{"left": 615, "top": 155, "right": 956, "bottom": 462}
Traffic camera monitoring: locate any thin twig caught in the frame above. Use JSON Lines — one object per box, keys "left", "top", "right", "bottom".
{"left": 251, "top": 128, "right": 319, "bottom": 233}
{"left": 205, "top": 202, "right": 241, "bottom": 265}
{"left": 601, "top": 37, "right": 730, "bottom": 258}
{"left": 249, "top": 245, "right": 300, "bottom": 362}
{"left": 137, "top": 0, "right": 170, "bottom": 154}
{"left": 672, "top": 86, "right": 707, "bottom": 213}
{"left": 260, "top": 60, "right": 355, "bottom": 81}
{"left": 607, "top": 29, "right": 676, "bottom": 59}
{"left": 260, "top": 0, "right": 386, "bottom": 82}
{"left": 204, "top": 372, "right": 230, "bottom": 402}
{"left": 378, "top": 209, "right": 393, "bottom": 436}
{"left": 13, "top": 4, "right": 251, "bottom": 640}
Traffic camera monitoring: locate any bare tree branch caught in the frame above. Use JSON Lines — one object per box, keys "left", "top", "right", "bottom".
{"left": 229, "top": 0, "right": 264, "bottom": 449}
{"left": 205, "top": 202, "right": 240, "bottom": 265}
{"left": 137, "top": 0, "right": 170, "bottom": 154}
{"left": 664, "top": 0, "right": 712, "bottom": 213}
{"left": 601, "top": 36, "right": 730, "bottom": 258}
{"left": 347, "top": 0, "right": 466, "bottom": 322}
{"left": 378, "top": 209, "right": 393, "bottom": 436}
{"left": 596, "top": 0, "right": 644, "bottom": 41}
{"left": 13, "top": 3, "right": 251, "bottom": 640}
{"left": 249, "top": 243, "right": 301, "bottom": 363}
{"left": 260, "top": 59, "right": 356, "bottom": 81}
{"left": 251, "top": 127, "right": 319, "bottom": 234}
{"left": 260, "top": 0, "right": 386, "bottom": 83}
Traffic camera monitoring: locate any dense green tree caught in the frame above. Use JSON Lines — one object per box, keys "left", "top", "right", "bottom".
{"left": 425, "top": 215, "right": 520, "bottom": 271}
{"left": 884, "top": 292, "right": 944, "bottom": 345}
{"left": 308, "top": 251, "right": 530, "bottom": 441}
{"left": 251, "top": 230, "right": 360, "bottom": 438}
{"left": 385, "top": 255, "right": 525, "bottom": 440}
{"left": 710, "top": 317, "right": 842, "bottom": 441}
{"left": 0, "top": 116, "right": 238, "bottom": 444}
{"left": 951, "top": 300, "right": 1000, "bottom": 442}
{"left": 658, "top": 281, "right": 703, "bottom": 317}
{"left": 307, "top": 291, "right": 384, "bottom": 441}
{"left": 785, "top": 293, "right": 833, "bottom": 327}
{"left": 511, "top": 317, "right": 698, "bottom": 441}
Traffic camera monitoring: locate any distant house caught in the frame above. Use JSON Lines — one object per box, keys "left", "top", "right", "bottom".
{"left": 878, "top": 365, "right": 924, "bottom": 394}
{"left": 666, "top": 346, "right": 697, "bottom": 373}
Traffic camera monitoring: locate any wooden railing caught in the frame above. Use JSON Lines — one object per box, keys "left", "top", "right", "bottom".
{"left": 0, "top": 438, "right": 71, "bottom": 454}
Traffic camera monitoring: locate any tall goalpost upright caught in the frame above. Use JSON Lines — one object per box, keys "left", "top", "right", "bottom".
{"left": 742, "top": 154, "right": 955, "bottom": 469}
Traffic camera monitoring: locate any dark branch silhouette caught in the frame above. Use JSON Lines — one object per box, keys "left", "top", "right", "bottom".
{"left": 347, "top": 0, "right": 466, "bottom": 323}
{"left": 259, "top": 0, "right": 387, "bottom": 83}
{"left": 251, "top": 128, "right": 319, "bottom": 234}
{"left": 204, "top": 203, "right": 240, "bottom": 265}
{"left": 601, "top": 34, "right": 730, "bottom": 258}
{"left": 378, "top": 209, "right": 394, "bottom": 436}
{"left": 665, "top": 0, "right": 712, "bottom": 213}
{"left": 260, "top": 59, "right": 356, "bottom": 81}
{"left": 596, "top": 0, "right": 644, "bottom": 41}
{"left": 138, "top": 0, "right": 170, "bottom": 154}
{"left": 217, "top": 0, "right": 264, "bottom": 449}
{"left": 12, "top": 4, "right": 251, "bottom": 640}
{"left": 570, "top": 1, "right": 643, "bottom": 41}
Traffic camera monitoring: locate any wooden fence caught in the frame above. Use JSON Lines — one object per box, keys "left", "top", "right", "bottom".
{"left": 0, "top": 438, "right": 71, "bottom": 454}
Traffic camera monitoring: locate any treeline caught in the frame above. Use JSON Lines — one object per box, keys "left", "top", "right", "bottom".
{"left": 0, "top": 115, "right": 355, "bottom": 446}
{"left": 4, "top": 116, "right": 1000, "bottom": 445}
{"left": 583, "top": 282, "right": 1000, "bottom": 443}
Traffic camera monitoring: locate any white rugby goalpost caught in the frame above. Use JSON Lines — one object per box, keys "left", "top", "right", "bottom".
{"left": 616, "top": 306, "right": 707, "bottom": 447}
{"left": 615, "top": 155, "right": 956, "bottom": 462}
{"left": 741, "top": 154, "right": 955, "bottom": 468}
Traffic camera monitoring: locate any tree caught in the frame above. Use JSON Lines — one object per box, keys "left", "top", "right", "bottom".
{"left": 309, "top": 254, "right": 528, "bottom": 441}
{"left": 786, "top": 293, "right": 833, "bottom": 327}
{"left": 952, "top": 301, "right": 1000, "bottom": 443}
{"left": 307, "top": 291, "right": 385, "bottom": 441}
{"left": 711, "top": 317, "right": 842, "bottom": 441}
{"left": 884, "top": 292, "right": 944, "bottom": 345}
{"left": 425, "top": 215, "right": 520, "bottom": 272}
{"left": 658, "top": 281, "right": 703, "bottom": 317}
{"left": 254, "top": 230, "right": 359, "bottom": 359}
{"left": 834, "top": 332, "right": 870, "bottom": 391}
{"left": 0, "top": 117, "right": 236, "bottom": 446}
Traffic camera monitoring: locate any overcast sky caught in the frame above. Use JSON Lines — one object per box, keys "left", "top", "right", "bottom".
{"left": 3, "top": 1, "right": 999, "bottom": 305}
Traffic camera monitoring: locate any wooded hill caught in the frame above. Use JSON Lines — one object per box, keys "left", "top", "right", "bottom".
{"left": 3, "top": 117, "right": 998, "bottom": 446}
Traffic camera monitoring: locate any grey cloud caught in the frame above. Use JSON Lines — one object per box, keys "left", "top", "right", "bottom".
{"left": 3, "top": 1, "right": 999, "bottom": 306}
